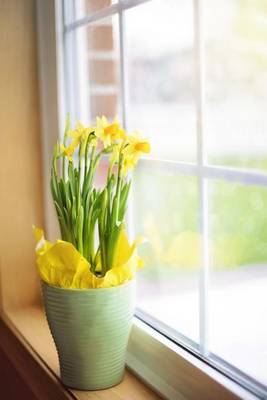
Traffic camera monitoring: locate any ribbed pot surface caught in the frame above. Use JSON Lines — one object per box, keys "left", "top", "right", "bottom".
{"left": 42, "top": 281, "right": 135, "bottom": 390}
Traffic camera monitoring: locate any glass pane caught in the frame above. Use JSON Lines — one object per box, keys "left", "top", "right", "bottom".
{"left": 209, "top": 180, "right": 267, "bottom": 385}
{"left": 133, "top": 164, "right": 199, "bottom": 343}
{"left": 205, "top": 0, "right": 267, "bottom": 171}
{"left": 125, "top": 0, "right": 196, "bottom": 162}
{"left": 85, "top": 0, "right": 117, "bottom": 15}
{"left": 72, "top": 15, "right": 121, "bottom": 123}
{"left": 65, "top": 0, "right": 117, "bottom": 23}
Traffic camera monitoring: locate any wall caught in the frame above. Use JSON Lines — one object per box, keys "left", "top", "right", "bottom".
{"left": 0, "top": 0, "right": 44, "bottom": 311}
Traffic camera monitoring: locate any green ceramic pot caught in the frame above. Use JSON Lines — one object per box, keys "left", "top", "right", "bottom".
{"left": 42, "top": 280, "right": 135, "bottom": 390}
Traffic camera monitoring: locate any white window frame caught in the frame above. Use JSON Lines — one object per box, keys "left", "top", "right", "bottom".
{"left": 36, "top": 0, "right": 267, "bottom": 399}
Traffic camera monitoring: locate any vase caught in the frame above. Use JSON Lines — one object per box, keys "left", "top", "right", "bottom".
{"left": 42, "top": 280, "right": 135, "bottom": 390}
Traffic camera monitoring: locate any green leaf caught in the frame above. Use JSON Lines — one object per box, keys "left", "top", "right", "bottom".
{"left": 68, "top": 162, "right": 76, "bottom": 197}
{"left": 54, "top": 201, "right": 69, "bottom": 241}
{"left": 77, "top": 205, "right": 84, "bottom": 255}
{"left": 64, "top": 114, "right": 71, "bottom": 140}
{"left": 59, "top": 179, "right": 67, "bottom": 208}
{"left": 50, "top": 170, "right": 59, "bottom": 202}
{"left": 119, "top": 180, "right": 131, "bottom": 221}
{"left": 71, "top": 196, "right": 77, "bottom": 244}
{"left": 99, "top": 189, "right": 108, "bottom": 275}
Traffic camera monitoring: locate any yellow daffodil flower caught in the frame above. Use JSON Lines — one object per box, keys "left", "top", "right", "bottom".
{"left": 91, "top": 136, "right": 98, "bottom": 147}
{"left": 121, "top": 154, "right": 136, "bottom": 176}
{"left": 95, "top": 116, "right": 125, "bottom": 148}
{"left": 120, "top": 132, "right": 150, "bottom": 175}
{"left": 123, "top": 131, "right": 151, "bottom": 163}
{"left": 60, "top": 142, "right": 77, "bottom": 162}
{"left": 109, "top": 144, "right": 120, "bottom": 167}
{"left": 68, "top": 122, "right": 95, "bottom": 142}
{"left": 67, "top": 122, "right": 96, "bottom": 154}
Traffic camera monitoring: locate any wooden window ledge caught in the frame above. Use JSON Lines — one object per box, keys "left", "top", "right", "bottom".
{"left": 0, "top": 307, "right": 161, "bottom": 400}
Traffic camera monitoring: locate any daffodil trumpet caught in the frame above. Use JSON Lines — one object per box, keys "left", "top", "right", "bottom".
{"left": 37, "top": 115, "right": 150, "bottom": 288}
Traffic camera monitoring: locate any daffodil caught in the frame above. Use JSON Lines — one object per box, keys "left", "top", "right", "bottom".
{"left": 60, "top": 122, "right": 95, "bottom": 162}
{"left": 67, "top": 122, "right": 96, "bottom": 156}
{"left": 123, "top": 131, "right": 151, "bottom": 163}
{"left": 121, "top": 154, "right": 136, "bottom": 176}
{"left": 109, "top": 143, "right": 120, "bottom": 166}
{"left": 95, "top": 116, "right": 125, "bottom": 148}
{"left": 68, "top": 122, "right": 95, "bottom": 143}
{"left": 60, "top": 142, "right": 77, "bottom": 162}
{"left": 91, "top": 136, "right": 98, "bottom": 147}
{"left": 46, "top": 116, "right": 150, "bottom": 287}
{"left": 120, "top": 132, "right": 150, "bottom": 175}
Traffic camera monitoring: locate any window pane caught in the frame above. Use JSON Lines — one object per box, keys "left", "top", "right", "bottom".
{"left": 134, "top": 165, "right": 199, "bottom": 343}
{"left": 205, "top": 0, "right": 267, "bottom": 171}
{"left": 85, "top": 0, "right": 117, "bottom": 15}
{"left": 65, "top": 0, "right": 117, "bottom": 23}
{"left": 72, "top": 15, "right": 121, "bottom": 123}
{"left": 125, "top": 0, "right": 196, "bottom": 162}
{"left": 209, "top": 180, "right": 267, "bottom": 385}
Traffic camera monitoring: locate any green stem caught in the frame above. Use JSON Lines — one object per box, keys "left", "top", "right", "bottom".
{"left": 106, "top": 152, "right": 125, "bottom": 269}
{"left": 86, "top": 204, "right": 94, "bottom": 264}
{"left": 77, "top": 143, "right": 82, "bottom": 213}
{"left": 99, "top": 189, "right": 107, "bottom": 276}
{"left": 91, "top": 245, "right": 100, "bottom": 273}
{"left": 53, "top": 153, "right": 58, "bottom": 177}
{"left": 63, "top": 115, "right": 70, "bottom": 181}
{"left": 77, "top": 205, "right": 84, "bottom": 255}
{"left": 84, "top": 136, "right": 91, "bottom": 184}
{"left": 82, "top": 146, "right": 96, "bottom": 200}
{"left": 62, "top": 148, "right": 67, "bottom": 182}
{"left": 115, "top": 153, "right": 123, "bottom": 223}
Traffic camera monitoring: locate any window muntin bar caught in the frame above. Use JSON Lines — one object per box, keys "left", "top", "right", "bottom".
{"left": 64, "top": 0, "right": 153, "bottom": 33}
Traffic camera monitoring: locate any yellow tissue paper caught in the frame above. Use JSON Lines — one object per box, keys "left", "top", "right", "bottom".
{"left": 33, "top": 227, "right": 144, "bottom": 289}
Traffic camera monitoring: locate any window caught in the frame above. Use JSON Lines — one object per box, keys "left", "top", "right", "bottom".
{"left": 62, "top": 0, "right": 267, "bottom": 398}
